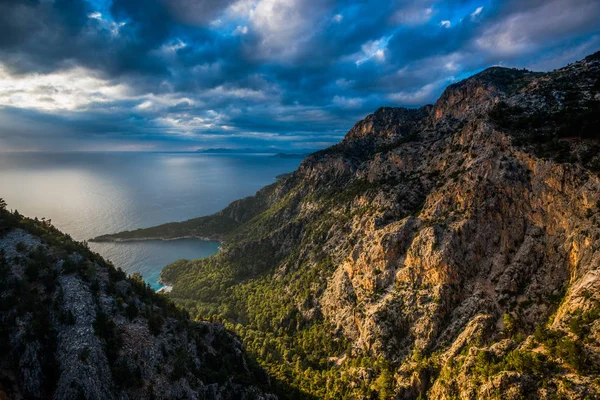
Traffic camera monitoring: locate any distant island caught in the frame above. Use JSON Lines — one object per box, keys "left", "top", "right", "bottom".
{"left": 196, "top": 147, "right": 315, "bottom": 156}
{"left": 273, "top": 153, "right": 308, "bottom": 159}
{"left": 196, "top": 147, "right": 269, "bottom": 154}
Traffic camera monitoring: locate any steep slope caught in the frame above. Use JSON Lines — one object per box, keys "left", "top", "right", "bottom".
{"left": 100, "top": 52, "right": 600, "bottom": 399}
{"left": 91, "top": 178, "right": 281, "bottom": 242}
{"left": 0, "top": 204, "right": 275, "bottom": 399}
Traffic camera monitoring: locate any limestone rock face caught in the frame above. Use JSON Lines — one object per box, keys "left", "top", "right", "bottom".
{"left": 139, "top": 52, "right": 600, "bottom": 398}
{"left": 344, "top": 106, "right": 430, "bottom": 144}
{"left": 0, "top": 214, "right": 276, "bottom": 399}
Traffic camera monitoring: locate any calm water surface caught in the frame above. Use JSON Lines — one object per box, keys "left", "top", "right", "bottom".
{"left": 0, "top": 152, "right": 302, "bottom": 289}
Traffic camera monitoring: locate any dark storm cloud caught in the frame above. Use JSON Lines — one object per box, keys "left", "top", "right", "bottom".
{"left": 0, "top": 0, "right": 599, "bottom": 151}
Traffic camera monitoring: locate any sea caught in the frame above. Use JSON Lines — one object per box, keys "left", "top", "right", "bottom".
{"left": 0, "top": 152, "right": 303, "bottom": 289}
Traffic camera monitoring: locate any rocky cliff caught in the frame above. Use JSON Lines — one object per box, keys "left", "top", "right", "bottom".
{"left": 100, "top": 52, "right": 600, "bottom": 399}
{"left": 0, "top": 206, "right": 275, "bottom": 399}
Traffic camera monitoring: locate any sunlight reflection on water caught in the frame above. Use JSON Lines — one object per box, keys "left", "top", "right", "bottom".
{"left": 0, "top": 152, "right": 301, "bottom": 289}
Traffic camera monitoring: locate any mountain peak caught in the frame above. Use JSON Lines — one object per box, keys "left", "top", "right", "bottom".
{"left": 343, "top": 106, "right": 430, "bottom": 144}
{"left": 82, "top": 51, "right": 600, "bottom": 399}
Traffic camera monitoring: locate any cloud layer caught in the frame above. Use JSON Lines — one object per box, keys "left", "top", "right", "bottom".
{"left": 1, "top": 0, "right": 599, "bottom": 151}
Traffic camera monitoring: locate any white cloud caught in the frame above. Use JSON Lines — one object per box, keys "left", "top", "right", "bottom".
{"left": 226, "top": 0, "right": 255, "bottom": 19}
{"left": 476, "top": 0, "right": 600, "bottom": 58}
{"left": 373, "top": 49, "right": 385, "bottom": 62}
{"left": 161, "top": 39, "right": 187, "bottom": 54}
{"left": 233, "top": 25, "right": 248, "bottom": 35}
{"left": 153, "top": 111, "right": 229, "bottom": 136}
{"left": 440, "top": 20, "right": 451, "bottom": 28}
{"left": 392, "top": 6, "right": 433, "bottom": 26}
{"left": 0, "top": 65, "right": 199, "bottom": 114}
{"left": 0, "top": 66, "right": 128, "bottom": 111}
{"left": 445, "top": 61, "right": 458, "bottom": 71}
{"left": 205, "top": 86, "right": 271, "bottom": 101}
{"left": 332, "top": 95, "right": 363, "bottom": 109}
{"left": 249, "top": 0, "right": 314, "bottom": 59}
{"left": 87, "top": 11, "right": 126, "bottom": 36}
{"left": 223, "top": 0, "right": 335, "bottom": 60}
{"left": 136, "top": 101, "right": 154, "bottom": 110}
{"left": 355, "top": 36, "right": 389, "bottom": 66}
{"left": 471, "top": 6, "right": 483, "bottom": 19}
{"left": 335, "top": 78, "right": 355, "bottom": 89}
{"left": 333, "top": 14, "right": 343, "bottom": 23}
{"left": 388, "top": 83, "right": 438, "bottom": 105}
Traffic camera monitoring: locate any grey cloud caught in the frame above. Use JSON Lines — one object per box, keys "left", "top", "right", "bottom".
{"left": 0, "top": 0, "right": 599, "bottom": 151}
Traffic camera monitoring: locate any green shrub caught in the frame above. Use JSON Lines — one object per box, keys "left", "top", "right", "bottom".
{"left": 172, "top": 350, "right": 188, "bottom": 381}
{"left": 79, "top": 347, "right": 90, "bottom": 362}
{"left": 60, "top": 310, "right": 76, "bottom": 325}
{"left": 126, "top": 302, "right": 139, "bottom": 320}
{"left": 148, "top": 313, "right": 164, "bottom": 336}
{"left": 112, "top": 359, "right": 142, "bottom": 388}
{"left": 93, "top": 311, "right": 122, "bottom": 363}
{"left": 62, "top": 259, "right": 78, "bottom": 274}
{"left": 568, "top": 307, "right": 600, "bottom": 338}
{"left": 534, "top": 325, "right": 597, "bottom": 374}
{"left": 504, "top": 350, "right": 551, "bottom": 375}
{"left": 25, "top": 259, "right": 42, "bottom": 281}
{"left": 503, "top": 313, "right": 516, "bottom": 336}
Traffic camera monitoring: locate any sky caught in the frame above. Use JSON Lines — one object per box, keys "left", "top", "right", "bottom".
{"left": 0, "top": 0, "right": 599, "bottom": 152}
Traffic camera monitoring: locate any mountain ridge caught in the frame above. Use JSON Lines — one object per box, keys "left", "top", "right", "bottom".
{"left": 94, "top": 52, "right": 600, "bottom": 399}
{"left": 93, "top": 52, "right": 600, "bottom": 243}
{"left": 0, "top": 204, "right": 276, "bottom": 399}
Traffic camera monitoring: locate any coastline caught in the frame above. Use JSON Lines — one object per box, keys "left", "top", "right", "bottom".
{"left": 91, "top": 232, "right": 227, "bottom": 295}
{"left": 90, "top": 235, "right": 222, "bottom": 243}
{"left": 156, "top": 285, "right": 173, "bottom": 294}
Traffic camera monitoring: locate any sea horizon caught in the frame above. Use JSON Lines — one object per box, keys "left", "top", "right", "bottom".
{"left": 0, "top": 151, "right": 303, "bottom": 288}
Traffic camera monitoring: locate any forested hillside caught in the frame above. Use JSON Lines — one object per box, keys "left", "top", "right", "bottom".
{"left": 0, "top": 200, "right": 275, "bottom": 400}
{"left": 106, "top": 52, "right": 600, "bottom": 399}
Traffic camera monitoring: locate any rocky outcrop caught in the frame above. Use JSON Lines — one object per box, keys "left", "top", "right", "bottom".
{"left": 107, "top": 52, "right": 600, "bottom": 399}
{"left": 0, "top": 209, "right": 276, "bottom": 399}
{"left": 343, "top": 106, "right": 430, "bottom": 144}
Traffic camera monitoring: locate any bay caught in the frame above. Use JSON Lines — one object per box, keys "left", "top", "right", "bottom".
{"left": 0, "top": 152, "right": 302, "bottom": 289}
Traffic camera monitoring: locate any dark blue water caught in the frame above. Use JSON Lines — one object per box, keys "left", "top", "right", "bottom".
{"left": 0, "top": 152, "right": 302, "bottom": 289}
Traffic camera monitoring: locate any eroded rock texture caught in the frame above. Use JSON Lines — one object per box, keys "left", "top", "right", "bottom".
{"left": 117, "top": 52, "right": 600, "bottom": 399}
{"left": 0, "top": 212, "right": 276, "bottom": 400}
